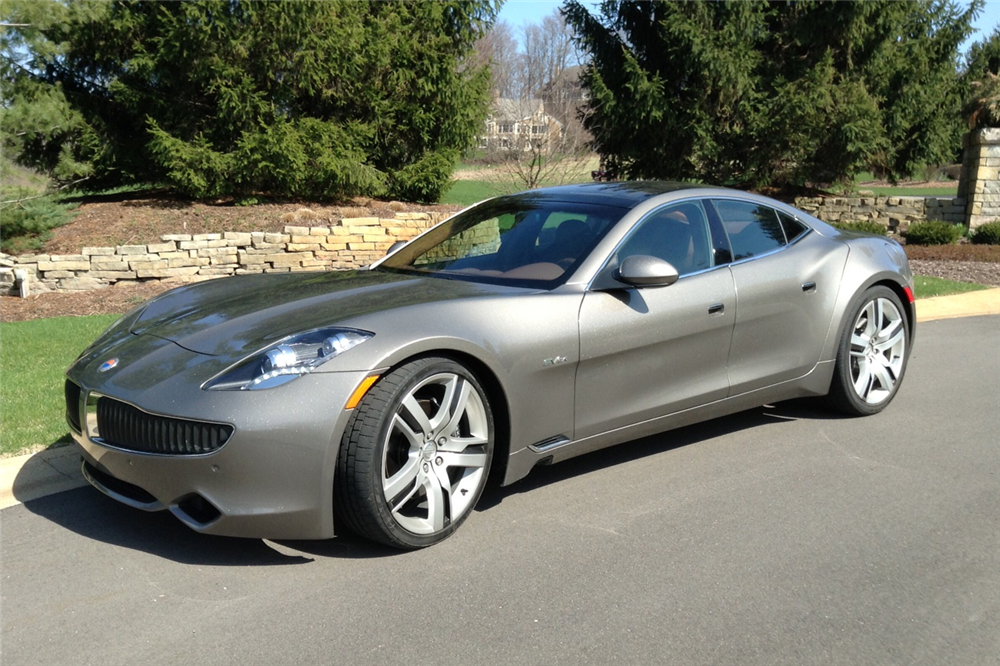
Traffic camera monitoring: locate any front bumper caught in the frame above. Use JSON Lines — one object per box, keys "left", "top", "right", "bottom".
{"left": 67, "top": 369, "right": 369, "bottom": 540}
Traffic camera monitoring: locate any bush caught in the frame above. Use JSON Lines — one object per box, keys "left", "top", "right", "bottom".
{"left": 0, "top": 195, "right": 77, "bottom": 254}
{"left": 832, "top": 220, "right": 887, "bottom": 236}
{"left": 904, "top": 219, "right": 963, "bottom": 245}
{"left": 387, "top": 150, "right": 457, "bottom": 203}
{"left": 971, "top": 221, "right": 1000, "bottom": 245}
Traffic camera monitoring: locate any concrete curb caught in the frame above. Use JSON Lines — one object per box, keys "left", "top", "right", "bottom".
{"left": 0, "top": 446, "right": 88, "bottom": 510}
{"left": 915, "top": 287, "right": 1000, "bottom": 322}
{"left": 3, "top": 289, "right": 999, "bottom": 511}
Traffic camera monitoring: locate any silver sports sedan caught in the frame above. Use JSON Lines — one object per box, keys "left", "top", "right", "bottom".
{"left": 66, "top": 182, "right": 914, "bottom": 548}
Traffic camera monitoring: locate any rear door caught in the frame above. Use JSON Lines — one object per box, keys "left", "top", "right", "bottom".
{"left": 710, "top": 199, "right": 848, "bottom": 394}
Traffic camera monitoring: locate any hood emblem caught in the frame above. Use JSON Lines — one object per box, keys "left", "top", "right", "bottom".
{"left": 98, "top": 358, "right": 119, "bottom": 373}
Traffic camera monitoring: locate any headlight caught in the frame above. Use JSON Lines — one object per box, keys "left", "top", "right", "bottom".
{"left": 204, "top": 328, "right": 373, "bottom": 391}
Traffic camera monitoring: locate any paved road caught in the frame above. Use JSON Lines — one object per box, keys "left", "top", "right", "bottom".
{"left": 2, "top": 317, "right": 998, "bottom": 666}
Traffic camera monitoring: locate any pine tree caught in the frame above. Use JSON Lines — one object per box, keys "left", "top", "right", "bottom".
{"left": 2, "top": 1, "right": 499, "bottom": 201}
{"left": 562, "top": 0, "right": 979, "bottom": 188}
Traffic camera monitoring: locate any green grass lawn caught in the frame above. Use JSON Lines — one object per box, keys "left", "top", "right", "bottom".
{"left": 440, "top": 179, "right": 499, "bottom": 206}
{"left": 911, "top": 275, "right": 990, "bottom": 299}
{"left": 1, "top": 314, "right": 119, "bottom": 457}
{"left": 862, "top": 186, "right": 958, "bottom": 197}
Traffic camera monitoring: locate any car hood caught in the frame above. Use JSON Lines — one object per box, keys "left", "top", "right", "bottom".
{"left": 130, "top": 269, "right": 515, "bottom": 358}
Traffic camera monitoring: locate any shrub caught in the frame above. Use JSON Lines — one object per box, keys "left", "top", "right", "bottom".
{"left": 0, "top": 195, "right": 77, "bottom": 254}
{"left": 832, "top": 220, "right": 887, "bottom": 236}
{"left": 905, "top": 219, "right": 963, "bottom": 245}
{"left": 971, "top": 221, "right": 1000, "bottom": 245}
{"left": 387, "top": 150, "right": 457, "bottom": 203}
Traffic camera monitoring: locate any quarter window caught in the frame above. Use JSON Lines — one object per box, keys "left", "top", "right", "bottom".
{"left": 713, "top": 200, "right": 786, "bottom": 261}
{"left": 777, "top": 210, "right": 808, "bottom": 242}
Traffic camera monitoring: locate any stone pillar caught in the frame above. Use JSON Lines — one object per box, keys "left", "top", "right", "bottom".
{"left": 959, "top": 127, "right": 1000, "bottom": 229}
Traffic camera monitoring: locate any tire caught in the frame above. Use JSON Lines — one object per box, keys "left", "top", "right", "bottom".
{"left": 335, "top": 357, "right": 495, "bottom": 549}
{"left": 826, "top": 286, "right": 910, "bottom": 416}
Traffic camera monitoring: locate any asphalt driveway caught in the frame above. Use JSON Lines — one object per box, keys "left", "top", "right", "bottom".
{"left": 2, "top": 315, "right": 997, "bottom": 666}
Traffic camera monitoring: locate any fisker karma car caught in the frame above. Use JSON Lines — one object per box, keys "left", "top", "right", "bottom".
{"left": 66, "top": 182, "right": 914, "bottom": 548}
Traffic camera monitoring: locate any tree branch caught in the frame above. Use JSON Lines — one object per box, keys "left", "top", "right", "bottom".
{"left": 0, "top": 176, "right": 91, "bottom": 206}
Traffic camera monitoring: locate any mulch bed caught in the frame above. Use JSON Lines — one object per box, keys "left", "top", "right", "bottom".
{"left": 1, "top": 282, "right": 173, "bottom": 322}
{"left": 42, "top": 193, "right": 461, "bottom": 255}
{"left": 903, "top": 244, "right": 1000, "bottom": 263}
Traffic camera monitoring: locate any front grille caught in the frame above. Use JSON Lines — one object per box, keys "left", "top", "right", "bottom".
{"left": 96, "top": 397, "right": 233, "bottom": 455}
{"left": 65, "top": 380, "right": 82, "bottom": 433}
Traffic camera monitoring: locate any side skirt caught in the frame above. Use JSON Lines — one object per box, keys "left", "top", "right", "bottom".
{"left": 502, "top": 360, "right": 834, "bottom": 486}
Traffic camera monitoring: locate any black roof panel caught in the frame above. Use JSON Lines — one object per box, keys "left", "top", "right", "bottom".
{"left": 495, "top": 181, "right": 722, "bottom": 209}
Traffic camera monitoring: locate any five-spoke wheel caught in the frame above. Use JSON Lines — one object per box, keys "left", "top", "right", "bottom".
{"left": 828, "top": 286, "right": 910, "bottom": 415}
{"left": 336, "top": 357, "right": 494, "bottom": 549}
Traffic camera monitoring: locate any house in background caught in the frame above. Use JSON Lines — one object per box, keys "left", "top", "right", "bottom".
{"left": 480, "top": 98, "right": 563, "bottom": 152}
{"left": 541, "top": 65, "right": 587, "bottom": 125}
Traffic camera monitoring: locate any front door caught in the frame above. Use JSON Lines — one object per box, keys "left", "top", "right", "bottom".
{"left": 575, "top": 200, "right": 736, "bottom": 439}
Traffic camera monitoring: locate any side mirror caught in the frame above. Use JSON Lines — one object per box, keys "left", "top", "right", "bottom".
{"left": 385, "top": 240, "right": 407, "bottom": 256}
{"left": 613, "top": 255, "right": 679, "bottom": 288}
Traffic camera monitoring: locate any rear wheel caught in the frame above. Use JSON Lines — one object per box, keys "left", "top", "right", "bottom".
{"left": 335, "top": 357, "right": 494, "bottom": 549}
{"left": 827, "top": 286, "right": 909, "bottom": 416}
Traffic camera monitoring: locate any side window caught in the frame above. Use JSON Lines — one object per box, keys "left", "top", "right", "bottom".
{"left": 777, "top": 210, "right": 808, "bottom": 242}
{"left": 616, "top": 201, "right": 713, "bottom": 277}
{"left": 713, "top": 200, "right": 786, "bottom": 261}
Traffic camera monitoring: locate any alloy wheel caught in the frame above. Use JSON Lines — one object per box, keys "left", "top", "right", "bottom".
{"left": 381, "top": 372, "right": 490, "bottom": 535}
{"left": 848, "top": 297, "right": 906, "bottom": 405}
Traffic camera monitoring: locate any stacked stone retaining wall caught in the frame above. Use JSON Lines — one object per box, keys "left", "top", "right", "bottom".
{"left": 960, "top": 127, "right": 1000, "bottom": 227}
{"left": 793, "top": 195, "right": 965, "bottom": 233}
{"left": 1, "top": 211, "right": 446, "bottom": 295}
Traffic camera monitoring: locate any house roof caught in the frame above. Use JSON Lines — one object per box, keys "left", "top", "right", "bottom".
{"left": 492, "top": 98, "right": 544, "bottom": 122}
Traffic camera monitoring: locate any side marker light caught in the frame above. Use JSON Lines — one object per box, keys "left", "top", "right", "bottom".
{"left": 346, "top": 375, "right": 380, "bottom": 410}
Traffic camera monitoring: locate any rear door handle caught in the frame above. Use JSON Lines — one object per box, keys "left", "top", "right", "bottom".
{"left": 802, "top": 281, "right": 817, "bottom": 293}
{"left": 708, "top": 303, "right": 725, "bottom": 315}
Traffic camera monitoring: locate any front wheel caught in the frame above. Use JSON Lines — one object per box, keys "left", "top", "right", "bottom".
{"left": 826, "top": 286, "right": 910, "bottom": 416}
{"left": 335, "top": 357, "right": 494, "bottom": 549}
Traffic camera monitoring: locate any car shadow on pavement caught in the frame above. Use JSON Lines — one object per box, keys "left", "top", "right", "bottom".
{"left": 20, "top": 486, "right": 397, "bottom": 564}
{"left": 18, "top": 398, "right": 844, "bottom": 563}
{"left": 477, "top": 398, "right": 843, "bottom": 510}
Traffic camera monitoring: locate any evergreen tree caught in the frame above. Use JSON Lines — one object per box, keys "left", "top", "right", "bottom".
{"left": 2, "top": 0, "right": 498, "bottom": 201}
{"left": 562, "top": 0, "right": 979, "bottom": 188}
{"left": 963, "top": 28, "right": 1000, "bottom": 129}
{"left": 1, "top": 1, "right": 104, "bottom": 184}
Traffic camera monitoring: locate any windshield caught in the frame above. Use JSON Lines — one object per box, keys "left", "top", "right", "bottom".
{"left": 377, "top": 195, "right": 626, "bottom": 288}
